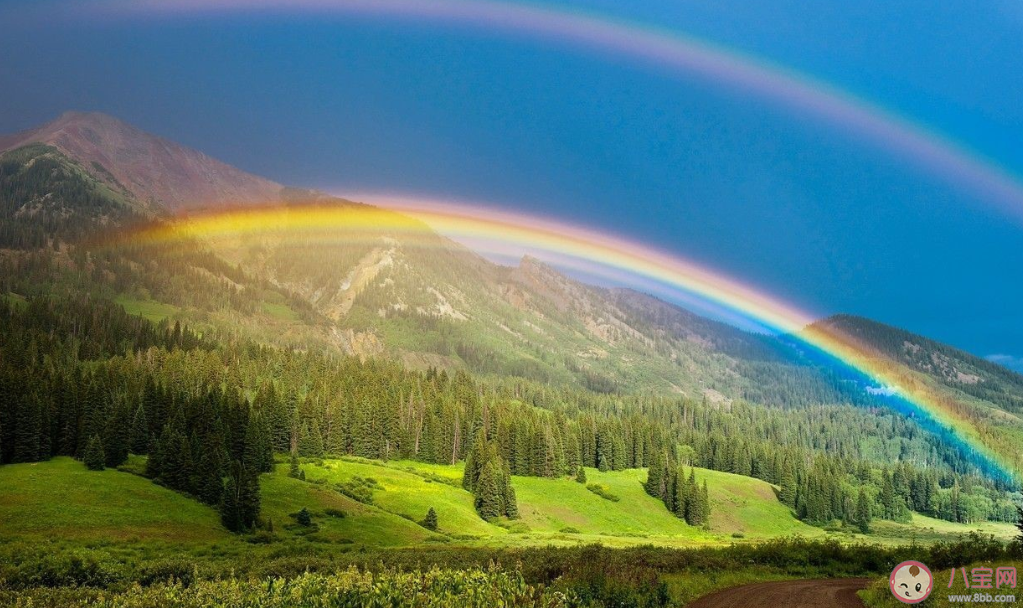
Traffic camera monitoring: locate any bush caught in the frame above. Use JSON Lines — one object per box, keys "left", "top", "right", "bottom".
{"left": 586, "top": 484, "right": 620, "bottom": 502}
{"left": 335, "top": 475, "right": 382, "bottom": 504}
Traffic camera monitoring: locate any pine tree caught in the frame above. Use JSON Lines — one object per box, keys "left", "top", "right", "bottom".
{"left": 673, "top": 468, "right": 689, "bottom": 520}
{"left": 288, "top": 450, "right": 301, "bottom": 479}
{"left": 856, "top": 488, "right": 872, "bottom": 534}
{"left": 881, "top": 470, "right": 898, "bottom": 520}
{"left": 950, "top": 481, "right": 963, "bottom": 523}
{"left": 474, "top": 460, "right": 503, "bottom": 520}
{"left": 684, "top": 469, "right": 700, "bottom": 524}
{"left": 129, "top": 404, "right": 149, "bottom": 454}
{"left": 103, "top": 404, "right": 130, "bottom": 468}
{"left": 700, "top": 480, "right": 710, "bottom": 526}
{"left": 83, "top": 434, "right": 105, "bottom": 471}
{"left": 197, "top": 445, "right": 225, "bottom": 506}
{"left": 1014, "top": 506, "right": 1023, "bottom": 547}
{"left": 220, "top": 475, "right": 241, "bottom": 532}
{"left": 502, "top": 464, "right": 519, "bottom": 519}
{"left": 298, "top": 420, "right": 324, "bottom": 457}
{"left": 779, "top": 469, "right": 796, "bottom": 506}
{"left": 645, "top": 453, "right": 665, "bottom": 499}
{"left": 423, "top": 507, "right": 438, "bottom": 531}
{"left": 296, "top": 507, "right": 312, "bottom": 526}
{"left": 238, "top": 463, "right": 261, "bottom": 528}
{"left": 575, "top": 465, "right": 587, "bottom": 484}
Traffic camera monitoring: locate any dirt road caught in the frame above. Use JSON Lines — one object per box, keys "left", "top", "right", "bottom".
{"left": 687, "top": 578, "right": 872, "bottom": 608}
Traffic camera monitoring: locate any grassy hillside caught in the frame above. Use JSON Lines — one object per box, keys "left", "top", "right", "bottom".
{"left": 261, "top": 467, "right": 437, "bottom": 547}
{"left": 0, "top": 457, "right": 227, "bottom": 542}
{"left": 2, "top": 457, "right": 1011, "bottom": 550}
{"left": 295, "top": 458, "right": 822, "bottom": 546}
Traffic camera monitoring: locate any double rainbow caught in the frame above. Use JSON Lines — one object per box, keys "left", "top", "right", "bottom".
{"left": 114, "top": 197, "right": 1020, "bottom": 482}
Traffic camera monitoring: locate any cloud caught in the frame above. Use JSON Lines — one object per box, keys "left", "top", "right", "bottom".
{"left": 866, "top": 385, "right": 899, "bottom": 396}
{"left": 985, "top": 354, "right": 1023, "bottom": 374}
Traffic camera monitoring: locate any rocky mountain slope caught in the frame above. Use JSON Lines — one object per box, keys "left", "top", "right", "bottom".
{"left": 2, "top": 112, "right": 1022, "bottom": 424}
{"left": 0, "top": 111, "right": 283, "bottom": 211}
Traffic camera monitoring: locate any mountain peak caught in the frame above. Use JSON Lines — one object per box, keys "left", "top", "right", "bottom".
{"left": 0, "top": 111, "right": 283, "bottom": 211}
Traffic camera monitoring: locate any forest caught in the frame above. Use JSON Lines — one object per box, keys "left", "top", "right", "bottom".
{"left": 0, "top": 292, "right": 1017, "bottom": 533}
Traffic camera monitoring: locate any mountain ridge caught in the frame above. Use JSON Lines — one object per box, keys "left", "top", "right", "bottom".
{"left": 0, "top": 111, "right": 284, "bottom": 211}
{"left": 2, "top": 111, "right": 1022, "bottom": 476}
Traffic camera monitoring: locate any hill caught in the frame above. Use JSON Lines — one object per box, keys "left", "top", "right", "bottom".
{"left": 1, "top": 111, "right": 1020, "bottom": 506}
{"left": 0, "top": 457, "right": 228, "bottom": 542}
{"left": 0, "top": 113, "right": 880, "bottom": 406}
{"left": 0, "top": 111, "right": 283, "bottom": 211}
{"left": 5, "top": 457, "right": 1013, "bottom": 551}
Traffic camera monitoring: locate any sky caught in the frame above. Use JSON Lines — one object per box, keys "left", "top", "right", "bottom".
{"left": 1, "top": 0, "right": 1022, "bottom": 365}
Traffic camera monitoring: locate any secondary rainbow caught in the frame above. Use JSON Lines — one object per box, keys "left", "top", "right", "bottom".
{"left": 112, "top": 198, "right": 1020, "bottom": 481}
{"left": 90, "top": 0, "right": 1023, "bottom": 222}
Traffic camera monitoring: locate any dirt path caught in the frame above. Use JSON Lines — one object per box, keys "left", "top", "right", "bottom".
{"left": 687, "top": 578, "right": 872, "bottom": 608}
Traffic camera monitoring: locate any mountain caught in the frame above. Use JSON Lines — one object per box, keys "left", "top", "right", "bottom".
{"left": 0, "top": 113, "right": 862, "bottom": 402}
{"left": 0, "top": 111, "right": 283, "bottom": 211}
{"left": 812, "top": 315, "right": 1023, "bottom": 416}
{"left": 2, "top": 112, "right": 1022, "bottom": 474}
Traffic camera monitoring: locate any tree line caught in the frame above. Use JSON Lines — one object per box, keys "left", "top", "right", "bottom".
{"left": 0, "top": 293, "right": 1017, "bottom": 531}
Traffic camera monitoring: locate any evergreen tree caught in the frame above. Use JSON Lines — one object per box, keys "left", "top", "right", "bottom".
{"left": 575, "top": 465, "right": 587, "bottom": 484}
{"left": 502, "top": 463, "right": 519, "bottom": 519}
{"left": 83, "top": 434, "right": 105, "bottom": 471}
{"left": 423, "top": 507, "right": 438, "bottom": 531}
{"left": 103, "top": 404, "right": 130, "bottom": 468}
{"left": 856, "top": 488, "right": 872, "bottom": 534}
{"left": 296, "top": 507, "right": 312, "bottom": 526}
{"left": 238, "top": 464, "right": 261, "bottom": 528}
{"left": 473, "top": 460, "right": 503, "bottom": 520}
{"left": 779, "top": 469, "right": 796, "bottom": 506}
{"left": 196, "top": 445, "right": 225, "bottom": 506}
{"left": 645, "top": 452, "right": 665, "bottom": 499}
{"left": 288, "top": 450, "right": 301, "bottom": 479}
{"left": 673, "top": 468, "right": 689, "bottom": 520}
{"left": 298, "top": 420, "right": 324, "bottom": 457}
{"left": 881, "top": 470, "right": 898, "bottom": 520}
{"left": 129, "top": 404, "right": 149, "bottom": 454}
{"left": 220, "top": 475, "right": 241, "bottom": 532}
{"left": 950, "top": 481, "right": 963, "bottom": 523}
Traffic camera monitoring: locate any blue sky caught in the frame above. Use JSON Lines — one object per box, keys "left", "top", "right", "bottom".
{"left": 1, "top": 0, "right": 1022, "bottom": 361}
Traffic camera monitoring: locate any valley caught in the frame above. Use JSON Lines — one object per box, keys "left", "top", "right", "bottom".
{"left": 1, "top": 112, "right": 1022, "bottom": 607}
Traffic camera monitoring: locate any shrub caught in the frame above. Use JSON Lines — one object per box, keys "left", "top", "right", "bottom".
{"left": 586, "top": 484, "right": 620, "bottom": 502}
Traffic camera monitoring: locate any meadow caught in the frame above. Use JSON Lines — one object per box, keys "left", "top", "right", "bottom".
{"left": 1, "top": 456, "right": 1018, "bottom": 607}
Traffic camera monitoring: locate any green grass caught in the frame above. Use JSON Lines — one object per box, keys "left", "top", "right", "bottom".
{"left": 0, "top": 457, "right": 227, "bottom": 542}
{"left": 0, "top": 457, "right": 1011, "bottom": 554}
{"left": 859, "top": 561, "right": 1023, "bottom": 607}
{"left": 310, "top": 459, "right": 821, "bottom": 546}
{"left": 260, "top": 301, "right": 300, "bottom": 321}
{"left": 1, "top": 292, "right": 28, "bottom": 310}
{"left": 114, "top": 295, "right": 180, "bottom": 323}
{"left": 301, "top": 459, "right": 505, "bottom": 540}
{"left": 864, "top": 512, "right": 1017, "bottom": 545}
{"left": 262, "top": 464, "right": 437, "bottom": 546}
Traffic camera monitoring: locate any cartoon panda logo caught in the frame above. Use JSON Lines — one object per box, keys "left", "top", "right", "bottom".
{"left": 889, "top": 560, "right": 933, "bottom": 604}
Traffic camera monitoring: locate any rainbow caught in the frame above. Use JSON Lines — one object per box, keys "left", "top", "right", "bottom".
{"left": 112, "top": 198, "right": 1020, "bottom": 482}
{"left": 87, "top": 0, "right": 1023, "bottom": 222}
